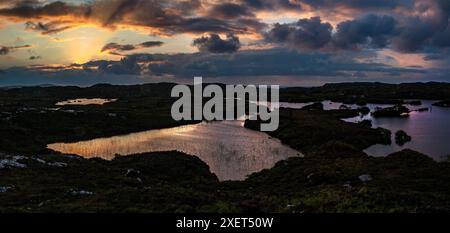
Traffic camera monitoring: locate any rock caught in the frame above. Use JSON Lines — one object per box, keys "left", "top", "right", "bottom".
{"left": 286, "top": 202, "right": 305, "bottom": 213}
{"left": 47, "top": 162, "right": 68, "bottom": 167}
{"left": 32, "top": 157, "right": 47, "bottom": 164}
{"left": 27, "top": 156, "right": 68, "bottom": 167}
{"left": 24, "top": 156, "right": 69, "bottom": 168}
{"left": 0, "top": 156, "right": 27, "bottom": 169}
{"left": 343, "top": 182, "right": 353, "bottom": 191}
{"left": 339, "top": 104, "right": 351, "bottom": 110}
{"left": 0, "top": 186, "right": 12, "bottom": 193}
{"left": 126, "top": 169, "right": 141, "bottom": 178}
{"left": 395, "top": 130, "right": 412, "bottom": 146}
{"left": 63, "top": 154, "right": 81, "bottom": 159}
{"left": 70, "top": 189, "right": 94, "bottom": 196}
{"left": 358, "top": 174, "right": 373, "bottom": 182}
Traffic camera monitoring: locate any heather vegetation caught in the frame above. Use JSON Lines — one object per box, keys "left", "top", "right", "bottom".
{"left": 1, "top": 82, "right": 450, "bottom": 212}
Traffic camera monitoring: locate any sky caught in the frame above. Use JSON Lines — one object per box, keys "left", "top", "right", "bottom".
{"left": 1, "top": 0, "right": 450, "bottom": 86}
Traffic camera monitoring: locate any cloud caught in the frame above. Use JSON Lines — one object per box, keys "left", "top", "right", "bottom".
{"left": 101, "top": 41, "right": 164, "bottom": 55}
{"left": 2, "top": 47, "right": 443, "bottom": 87}
{"left": 0, "top": 0, "right": 265, "bottom": 36}
{"left": 209, "top": 3, "right": 254, "bottom": 19}
{"left": 0, "top": 1, "right": 87, "bottom": 18}
{"left": 0, "top": 0, "right": 42, "bottom": 8}
{"left": 2, "top": 0, "right": 450, "bottom": 68}
{"left": 333, "top": 14, "right": 397, "bottom": 49}
{"left": 300, "top": 0, "right": 412, "bottom": 10}
{"left": 3, "top": 0, "right": 445, "bottom": 54}
{"left": 0, "top": 44, "right": 31, "bottom": 55}
{"left": 241, "top": 0, "right": 302, "bottom": 11}
{"left": 29, "top": 55, "right": 41, "bottom": 60}
{"left": 264, "top": 8, "right": 450, "bottom": 53}
{"left": 389, "top": 0, "right": 450, "bottom": 52}
{"left": 432, "top": 25, "right": 450, "bottom": 48}
{"left": 76, "top": 48, "right": 423, "bottom": 78}
{"left": 266, "top": 17, "right": 333, "bottom": 50}
{"left": 193, "top": 33, "right": 241, "bottom": 53}
{"left": 25, "top": 21, "right": 73, "bottom": 34}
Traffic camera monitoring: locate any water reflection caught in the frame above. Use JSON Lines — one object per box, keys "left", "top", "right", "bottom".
{"left": 48, "top": 121, "right": 302, "bottom": 181}
{"left": 275, "top": 100, "right": 450, "bottom": 160}
{"left": 56, "top": 98, "right": 117, "bottom": 106}
{"left": 339, "top": 100, "right": 450, "bottom": 160}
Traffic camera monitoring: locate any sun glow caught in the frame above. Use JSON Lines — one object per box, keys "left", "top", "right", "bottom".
{"left": 63, "top": 26, "right": 111, "bottom": 64}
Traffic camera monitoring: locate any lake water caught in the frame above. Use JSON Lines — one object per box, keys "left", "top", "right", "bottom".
{"left": 277, "top": 100, "right": 450, "bottom": 160}
{"left": 55, "top": 98, "right": 117, "bottom": 106}
{"left": 334, "top": 100, "right": 450, "bottom": 161}
{"left": 48, "top": 99, "right": 450, "bottom": 181}
{"left": 48, "top": 120, "right": 302, "bottom": 181}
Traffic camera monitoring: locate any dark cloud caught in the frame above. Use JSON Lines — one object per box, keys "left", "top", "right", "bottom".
{"left": 101, "top": 41, "right": 164, "bottom": 55}
{"left": 259, "top": 0, "right": 450, "bottom": 53}
{"left": 432, "top": 25, "right": 450, "bottom": 48}
{"left": 241, "top": 0, "right": 302, "bottom": 11}
{"left": 300, "top": 0, "right": 412, "bottom": 10}
{"left": 264, "top": 5, "right": 450, "bottom": 53}
{"left": 0, "top": 0, "right": 41, "bottom": 7}
{"left": 209, "top": 3, "right": 254, "bottom": 19}
{"left": 424, "top": 54, "right": 445, "bottom": 61}
{"left": 101, "top": 43, "right": 138, "bottom": 53}
{"left": 0, "top": 44, "right": 31, "bottom": 55}
{"left": 173, "top": 17, "right": 235, "bottom": 33}
{"left": 0, "top": 47, "right": 10, "bottom": 55}
{"left": 193, "top": 33, "right": 241, "bottom": 53}
{"left": 140, "top": 41, "right": 164, "bottom": 48}
{"left": 333, "top": 14, "right": 397, "bottom": 49}
{"left": 25, "top": 21, "right": 73, "bottom": 35}
{"left": 83, "top": 56, "right": 143, "bottom": 75}
{"left": 29, "top": 55, "right": 41, "bottom": 60}
{"left": 266, "top": 17, "right": 332, "bottom": 50}
{"left": 391, "top": 18, "right": 436, "bottom": 52}
{"left": 0, "top": 1, "right": 88, "bottom": 18}
{"left": 0, "top": 0, "right": 265, "bottom": 35}
{"left": 78, "top": 49, "right": 423, "bottom": 78}
{"left": 389, "top": 0, "right": 450, "bottom": 52}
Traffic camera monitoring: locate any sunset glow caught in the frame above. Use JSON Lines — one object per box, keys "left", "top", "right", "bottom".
{"left": 1, "top": 0, "right": 450, "bottom": 85}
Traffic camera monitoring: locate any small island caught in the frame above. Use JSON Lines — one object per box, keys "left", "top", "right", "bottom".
{"left": 395, "top": 130, "right": 412, "bottom": 146}
{"left": 372, "top": 105, "right": 410, "bottom": 118}
{"left": 433, "top": 100, "right": 450, "bottom": 107}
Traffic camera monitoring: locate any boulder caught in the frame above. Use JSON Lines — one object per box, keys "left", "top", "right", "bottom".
{"left": 358, "top": 174, "right": 373, "bottom": 182}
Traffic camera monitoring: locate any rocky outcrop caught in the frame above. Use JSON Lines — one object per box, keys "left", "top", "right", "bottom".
{"left": 372, "top": 105, "right": 410, "bottom": 118}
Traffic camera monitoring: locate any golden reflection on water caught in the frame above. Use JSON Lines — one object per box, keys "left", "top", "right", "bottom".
{"left": 47, "top": 121, "right": 302, "bottom": 181}
{"left": 55, "top": 98, "right": 117, "bottom": 106}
